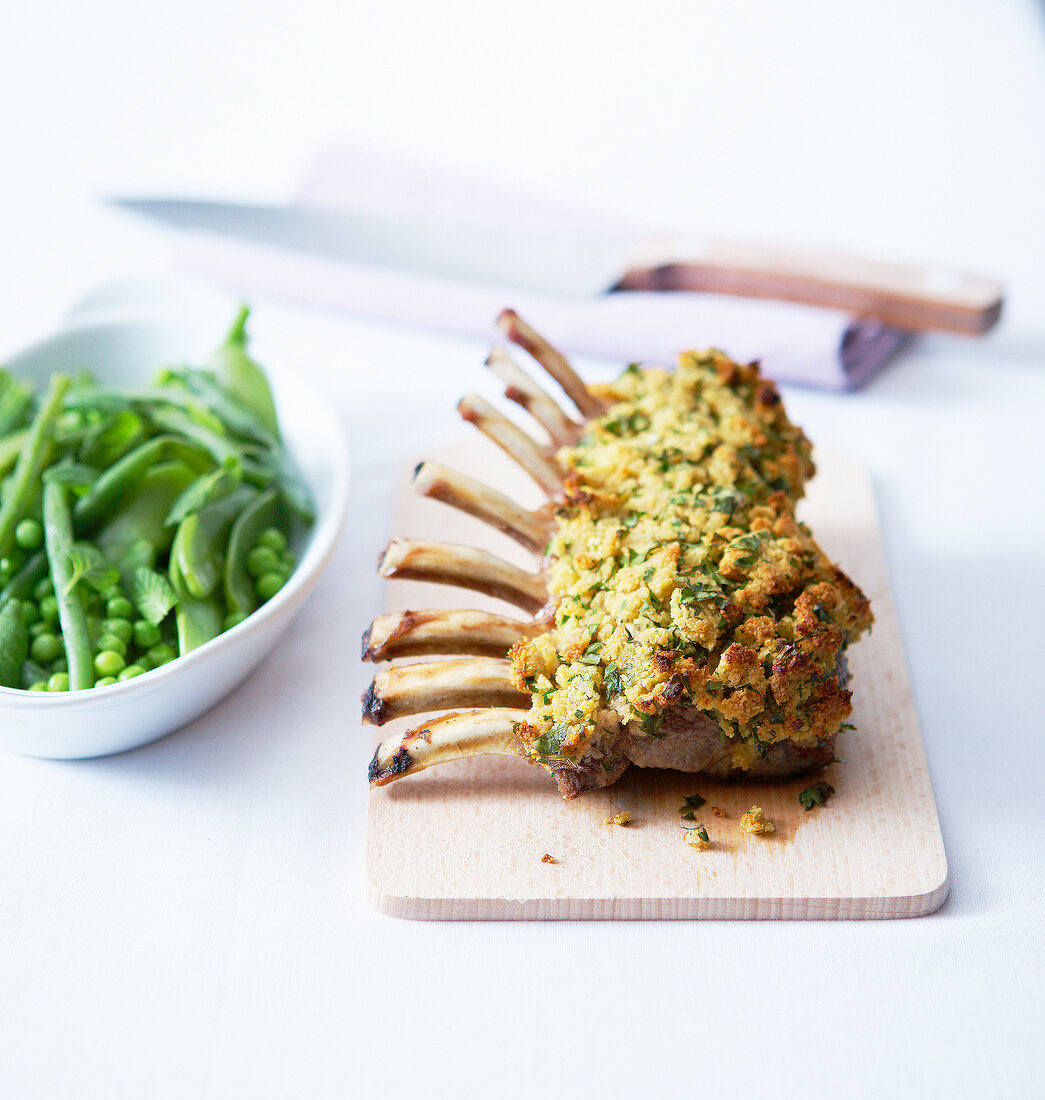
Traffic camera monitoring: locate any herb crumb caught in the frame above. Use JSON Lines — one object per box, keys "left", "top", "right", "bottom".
{"left": 608, "top": 810, "right": 632, "bottom": 827}
{"left": 683, "top": 824, "right": 711, "bottom": 852}
{"left": 740, "top": 806, "right": 775, "bottom": 835}
{"left": 679, "top": 793, "right": 706, "bottom": 820}
{"left": 798, "top": 781, "right": 835, "bottom": 811}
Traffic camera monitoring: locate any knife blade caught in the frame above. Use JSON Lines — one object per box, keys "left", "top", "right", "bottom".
{"left": 113, "top": 197, "right": 1003, "bottom": 335}
{"left": 112, "top": 197, "right": 637, "bottom": 299}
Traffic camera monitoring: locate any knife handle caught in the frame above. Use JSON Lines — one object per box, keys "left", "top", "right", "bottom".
{"left": 613, "top": 240, "right": 1003, "bottom": 335}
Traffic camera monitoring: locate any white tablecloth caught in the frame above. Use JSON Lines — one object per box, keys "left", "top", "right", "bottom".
{"left": 0, "top": 1, "right": 1042, "bottom": 1096}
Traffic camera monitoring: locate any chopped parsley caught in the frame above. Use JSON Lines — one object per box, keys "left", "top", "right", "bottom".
{"left": 798, "top": 781, "right": 835, "bottom": 811}
{"left": 679, "top": 793, "right": 707, "bottom": 820}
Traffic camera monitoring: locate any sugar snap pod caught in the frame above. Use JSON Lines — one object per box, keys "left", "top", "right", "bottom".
{"left": 364, "top": 312, "right": 872, "bottom": 799}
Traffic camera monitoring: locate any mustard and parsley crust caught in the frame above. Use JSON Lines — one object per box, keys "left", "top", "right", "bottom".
{"left": 509, "top": 350, "right": 872, "bottom": 775}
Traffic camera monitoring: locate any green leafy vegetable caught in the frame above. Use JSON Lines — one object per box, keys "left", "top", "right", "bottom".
{"left": 679, "top": 793, "right": 707, "bottom": 820}
{"left": 798, "top": 781, "right": 836, "bottom": 811}
{"left": 131, "top": 566, "right": 178, "bottom": 626}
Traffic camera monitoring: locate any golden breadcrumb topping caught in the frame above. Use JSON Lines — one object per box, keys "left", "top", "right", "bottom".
{"left": 684, "top": 825, "right": 712, "bottom": 851}
{"left": 740, "top": 806, "right": 775, "bottom": 835}
{"left": 609, "top": 810, "right": 632, "bottom": 827}
{"left": 510, "top": 351, "right": 871, "bottom": 773}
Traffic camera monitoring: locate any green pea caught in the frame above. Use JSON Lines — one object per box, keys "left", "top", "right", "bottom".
{"left": 51, "top": 657, "right": 68, "bottom": 674}
{"left": 94, "top": 650, "right": 126, "bottom": 677}
{"left": 255, "top": 571, "right": 285, "bottom": 600}
{"left": 20, "top": 601, "right": 40, "bottom": 627}
{"left": 40, "top": 595, "right": 59, "bottom": 625}
{"left": 132, "top": 620, "right": 161, "bottom": 649}
{"left": 223, "top": 610, "right": 247, "bottom": 631}
{"left": 106, "top": 596, "right": 135, "bottom": 620}
{"left": 118, "top": 664, "right": 145, "bottom": 681}
{"left": 29, "top": 681, "right": 48, "bottom": 691}
{"left": 94, "top": 676, "right": 118, "bottom": 688}
{"left": 257, "top": 527, "right": 287, "bottom": 554}
{"left": 247, "top": 545, "right": 280, "bottom": 578}
{"left": 29, "top": 619, "right": 49, "bottom": 637}
{"left": 33, "top": 577, "right": 53, "bottom": 602}
{"left": 30, "top": 633, "right": 63, "bottom": 663}
{"left": 14, "top": 519, "right": 43, "bottom": 551}
{"left": 101, "top": 617, "right": 133, "bottom": 644}
{"left": 47, "top": 672, "right": 70, "bottom": 692}
{"left": 146, "top": 643, "right": 176, "bottom": 667}
{"left": 96, "top": 633, "right": 127, "bottom": 657}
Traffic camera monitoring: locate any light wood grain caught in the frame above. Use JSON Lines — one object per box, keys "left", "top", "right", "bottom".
{"left": 365, "top": 436, "right": 949, "bottom": 920}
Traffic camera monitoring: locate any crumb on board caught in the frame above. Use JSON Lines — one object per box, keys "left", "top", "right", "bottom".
{"left": 607, "top": 810, "right": 632, "bottom": 827}
{"left": 711, "top": 806, "right": 728, "bottom": 818}
{"left": 540, "top": 853, "right": 556, "bottom": 864}
{"left": 683, "top": 825, "right": 711, "bottom": 852}
{"left": 740, "top": 806, "right": 775, "bottom": 835}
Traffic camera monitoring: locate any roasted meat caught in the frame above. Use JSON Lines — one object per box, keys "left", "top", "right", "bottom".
{"left": 364, "top": 311, "right": 872, "bottom": 799}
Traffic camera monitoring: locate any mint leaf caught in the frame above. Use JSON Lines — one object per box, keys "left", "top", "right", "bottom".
{"left": 63, "top": 544, "right": 119, "bottom": 596}
{"left": 132, "top": 566, "right": 178, "bottom": 626}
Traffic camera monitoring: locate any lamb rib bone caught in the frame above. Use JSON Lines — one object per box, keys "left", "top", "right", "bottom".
{"left": 378, "top": 537, "right": 547, "bottom": 615}
{"left": 412, "top": 460, "right": 550, "bottom": 553}
{"left": 362, "top": 608, "right": 543, "bottom": 661}
{"left": 362, "top": 657, "right": 527, "bottom": 725}
{"left": 497, "top": 308, "right": 607, "bottom": 420}
{"left": 368, "top": 708, "right": 531, "bottom": 787}
{"left": 457, "top": 393, "right": 563, "bottom": 497}
{"left": 485, "top": 345, "right": 583, "bottom": 448}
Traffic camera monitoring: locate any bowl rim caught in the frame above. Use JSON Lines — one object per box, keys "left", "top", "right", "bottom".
{"left": 0, "top": 311, "right": 350, "bottom": 708}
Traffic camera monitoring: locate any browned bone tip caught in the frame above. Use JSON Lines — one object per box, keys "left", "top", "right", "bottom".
{"left": 485, "top": 345, "right": 583, "bottom": 447}
{"left": 378, "top": 537, "right": 548, "bottom": 614}
{"left": 457, "top": 393, "right": 564, "bottom": 497}
{"left": 413, "top": 460, "right": 549, "bottom": 552}
{"left": 368, "top": 708, "right": 530, "bottom": 786}
{"left": 361, "top": 608, "right": 540, "bottom": 662}
{"left": 496, "top": 309, "right": 606, "bottom": 420}
{"left": 361, "top": 658, "right": 527, "bottom": 725}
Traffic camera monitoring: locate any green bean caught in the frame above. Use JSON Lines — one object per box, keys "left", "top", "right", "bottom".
{"left": 0, "top": 429, "right": 29, "bottom": 478}
{"left": 169, "top": 486, "right": 256, "bottom": 600}
{"left": 42, "top": 481, "right": 94, "bottom": 690}
{"left": 0, "top": 374, "right": 70, "bottom": 559}
{"left": 0, "top": 369, "right": 32, "bottom": 436}
{"left": 73, "top": 435, "right": 211, "bottom": 532}
{"left": 224, "top": 488, "right": 280, "bottom": 618}
{"left": 0, "top": 599, "right": 29, "bottom": 687}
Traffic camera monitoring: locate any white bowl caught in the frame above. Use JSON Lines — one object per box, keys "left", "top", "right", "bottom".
{"left": 0, "top": 296, "right": 349, "bottom": 758}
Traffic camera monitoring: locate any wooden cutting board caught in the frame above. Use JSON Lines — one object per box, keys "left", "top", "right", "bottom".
{"left": 365, "top": 435, "right": 948, "bottom": 920}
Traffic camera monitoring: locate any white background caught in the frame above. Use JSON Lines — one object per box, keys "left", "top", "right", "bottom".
{"left": 1, "top": 2, "right": 1043, "bottom": 1097}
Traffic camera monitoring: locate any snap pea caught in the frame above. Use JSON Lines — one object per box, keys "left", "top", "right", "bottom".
{"left": 0, "top": 599, "right": 29, "bottom": 688}
{"left": 224, "top": 488, "right": 280, "bottom": 619}
{"left": 42, "top": 481, "right": 94, "bottom": 691}
{"left": 74, "top": 435, "right": 211, "bottom": 532}
{"left": 0, "top": 374, "right": 70, "bottom": 559}
{"left": 169, "top": 553, "right": 223, "bottom": 654}
{"left": 208, "top": 306, "right": 281, "bottom": 441}
{"left": 95, "top": 460, "right": 198, "bottom": 570}
{"left": 169, "top": 486, "right": 257, "bottom": 600}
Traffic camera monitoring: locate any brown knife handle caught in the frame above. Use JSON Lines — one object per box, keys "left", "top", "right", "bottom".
{"left": 613, "top": 241, "right": 1003, "bottom": 335}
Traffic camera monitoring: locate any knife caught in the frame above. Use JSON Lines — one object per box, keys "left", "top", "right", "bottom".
{"left": 114, "top": 198, "right": 1002, "bottom": 336}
